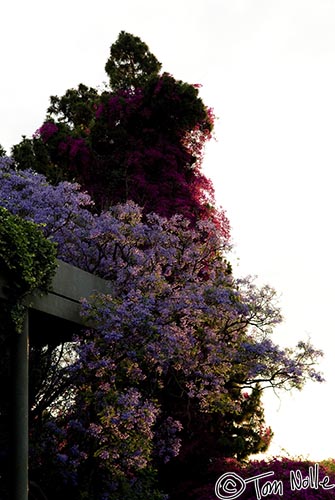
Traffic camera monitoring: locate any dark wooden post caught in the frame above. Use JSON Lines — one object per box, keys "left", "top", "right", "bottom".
{"left": 11, "top": 309, "right": 29, "bottom": 500}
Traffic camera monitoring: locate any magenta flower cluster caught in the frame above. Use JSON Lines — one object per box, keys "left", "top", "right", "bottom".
{"left": 188, "top": 457, "right": 335, "bottom": 500}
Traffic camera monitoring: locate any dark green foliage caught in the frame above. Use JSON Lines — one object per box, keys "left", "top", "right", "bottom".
{"left": 160, "top": 385, "right": 272, "bottom": 498}
{"left": 0, "top": 206, "right": 57, "bottom": 301}
{"left": 47, "top": 83, "right": 99, "bottom": 127}
{"left": 11, "top": 135, "right": 63, "bottom": 184}
{"left": 105, "top": 31, "right": 162, "bottom": 91}
{"left": 215, "top": 385, "right": 273, "bottom": 460}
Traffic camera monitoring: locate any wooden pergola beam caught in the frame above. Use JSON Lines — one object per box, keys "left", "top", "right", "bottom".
{"left": 1, "top": 259, "right": 110, "bottom": 325}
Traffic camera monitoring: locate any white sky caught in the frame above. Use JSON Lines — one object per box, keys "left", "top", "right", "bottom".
{"left": 1, "top": 0, "right": 334, "bottom": 461}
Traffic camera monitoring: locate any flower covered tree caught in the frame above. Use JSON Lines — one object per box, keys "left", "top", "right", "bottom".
{"left": 0, "top": 157, "right": 324, "bottom": 499}
{"left": 12, "top": 32, "right": 229, "bottom": 238}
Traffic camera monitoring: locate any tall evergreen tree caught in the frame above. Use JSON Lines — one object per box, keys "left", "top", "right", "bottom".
{"left": 105, "top": 30, "right": 162, "bottom": 90}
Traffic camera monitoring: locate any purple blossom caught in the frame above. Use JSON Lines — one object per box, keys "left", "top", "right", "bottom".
{"left": 34, "top": 121, "right": 59, "bottom": 141}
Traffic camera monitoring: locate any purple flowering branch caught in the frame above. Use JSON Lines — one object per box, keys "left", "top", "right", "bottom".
{"left": 0, "top": 157, "right": 324, "bottom": 495}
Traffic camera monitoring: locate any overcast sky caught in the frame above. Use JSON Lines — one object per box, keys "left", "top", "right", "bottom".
{"left": 1, "top": 0, "right": 335, "bottom": 461}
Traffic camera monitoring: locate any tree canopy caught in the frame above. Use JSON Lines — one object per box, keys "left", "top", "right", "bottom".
{"left": 105, "top": 30, "right": 162, "bottom": 90}
{"left": 12, "top": 32, "right": 229, "bottom": 238}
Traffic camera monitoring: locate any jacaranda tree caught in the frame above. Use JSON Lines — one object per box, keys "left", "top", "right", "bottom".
{"left": 0, "top": 157, "right": 324, "bottom": 499}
